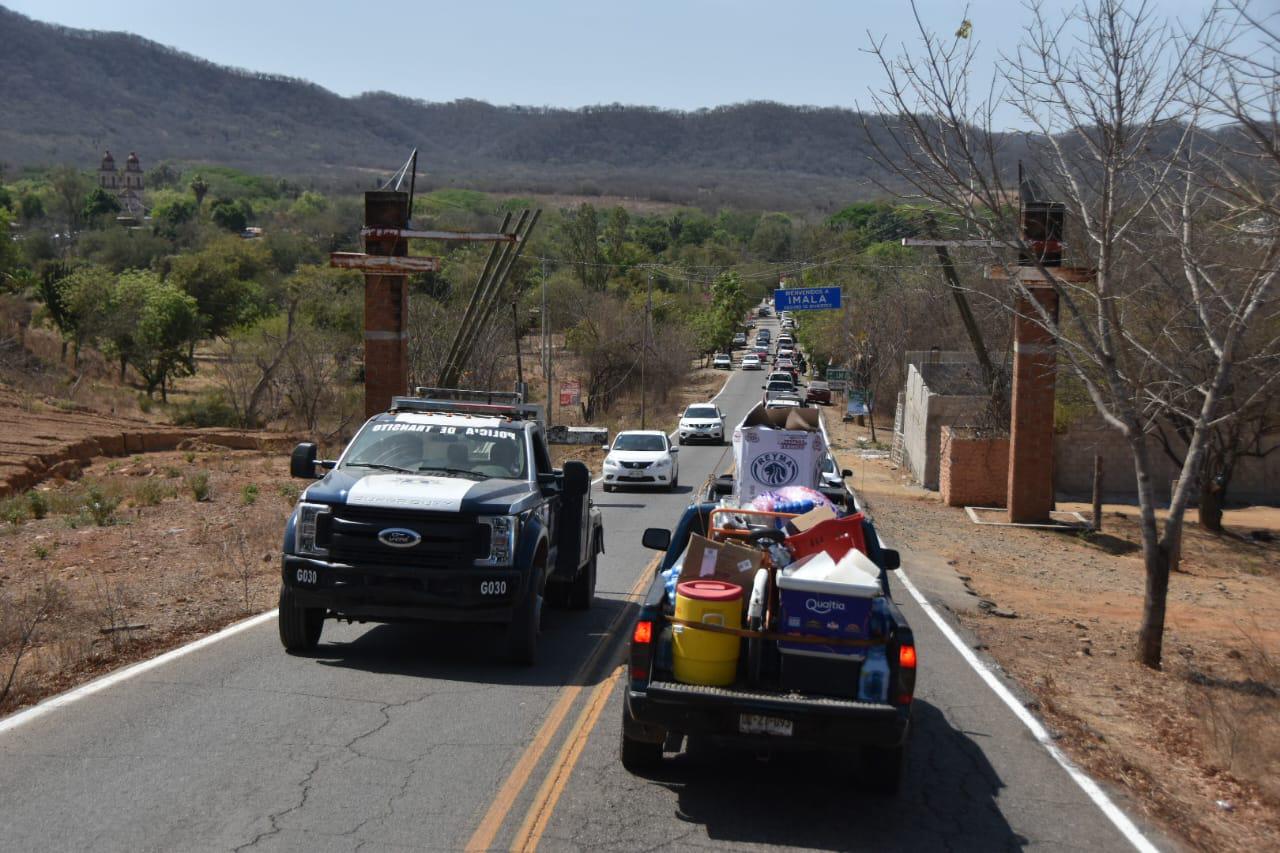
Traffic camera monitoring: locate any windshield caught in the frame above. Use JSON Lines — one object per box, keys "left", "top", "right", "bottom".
{"left": 685, "top": 407, "right": 718, "bottom": 418}
{"left": 766, "top": 381, "right": 793, "bottom": 391}
{"left": 614, "top": 434, "right": 666, "bottom": 452}
{"left": 342, "top": 422, "right": 528, "bottom": 479}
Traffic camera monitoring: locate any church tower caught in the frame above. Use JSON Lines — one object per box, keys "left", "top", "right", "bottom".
{"left": 123, "top": 152, "right": 143, "bottom": 191}
{"left": 99, "top": 151, "right": 119, "bottom": 191}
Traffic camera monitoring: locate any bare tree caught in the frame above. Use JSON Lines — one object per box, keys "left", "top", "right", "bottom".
{"left": 865, "top": 0, "right": 1280, "bottom": 668}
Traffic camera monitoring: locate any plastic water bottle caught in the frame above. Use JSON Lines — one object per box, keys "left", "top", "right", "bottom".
{"left": 747, "top": 569, "right": 769, "bottom": 624}
{"left": 858, "top": 646, "right": 890, "bottom": 703}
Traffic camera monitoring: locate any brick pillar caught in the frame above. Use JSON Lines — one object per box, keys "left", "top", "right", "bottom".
{"left": 1007, "top": 286, "right": 1058, "bottom": 523}
{"left": 363, "top": 191, "right": 410, "bottom": 419}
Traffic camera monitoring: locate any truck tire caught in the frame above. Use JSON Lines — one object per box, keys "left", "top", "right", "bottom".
{"left": 861, "top": 742, "right": 906, "bottom": 795}
{"left": 620, "top": 727, "right": 663, "bottom": 773}
{"left": 567, "top": 551, "right": 596, "bottom": 610}
{"left": 505, "top": 582, "right": 542, "bottom": 666}
{"left": 278, "top": 585, "right": 323, "bottom": 653}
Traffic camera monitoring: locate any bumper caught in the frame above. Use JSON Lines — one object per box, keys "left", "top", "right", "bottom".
{"left": 602, "top": 470, "right": 672, "bottom": 486}
{"left": 624, "top": 680, "right": 910, "bottom": 751}
{"left": 282, "top": 555, "right": 525, "bottom": 623}
{"left": 678, "top": 429, "right": 723, "bottom": 442}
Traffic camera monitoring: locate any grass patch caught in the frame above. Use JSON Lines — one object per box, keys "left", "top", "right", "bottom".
{"left": 186, "top": 470, "right": 212, "bottom": 502}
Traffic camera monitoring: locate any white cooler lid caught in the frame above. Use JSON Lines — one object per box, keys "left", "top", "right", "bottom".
{"left": 778, "top": 548, "right": 881, "bottom": 597}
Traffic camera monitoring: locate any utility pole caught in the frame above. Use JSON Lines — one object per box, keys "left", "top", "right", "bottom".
{"left": 641, "top": 268, "right": 652, "bottom": 430}
{"left": 542, "top": 257, "right": 552, "bottom": 426}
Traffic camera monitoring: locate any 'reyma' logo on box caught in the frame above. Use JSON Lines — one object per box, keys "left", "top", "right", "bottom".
{"left": 751, "top": 452, "right": 798, "bottom": 486}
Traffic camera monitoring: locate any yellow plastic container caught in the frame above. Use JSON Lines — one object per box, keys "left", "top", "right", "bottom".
{"left": 673, "top": 580, "right": 743, "bottom": 686}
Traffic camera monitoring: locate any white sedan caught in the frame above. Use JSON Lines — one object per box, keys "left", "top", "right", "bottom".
{"left": 677, "top": 403, "right": 726, "bottom": 445}
{"left": 741, "top": 353, "right": 763, "bottom": 370}
{"left": 602, "top": 431, "right": 679, "bottom": 492}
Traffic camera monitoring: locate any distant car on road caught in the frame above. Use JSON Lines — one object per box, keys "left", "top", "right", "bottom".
{"left": 713, "top": 353, "right": 733, "bottom": 370}
{"left": 762, "top": 379, "right": 799, "bottom": 403}
{"left": 752, "top": 344, "right": 770, "bottom": 362}
{"left": 732, "top": 332, "right": 747, "bottom": 347}
{"left": 677, "top": 403, "right": 726, "bottom": 445}
{"left": 765, "top": 370, "right": 796, "bottom": 388}
{"left": 602, "top": 431, "right": 679, "bottom": 493}
{"left": 805, "top": 380, "right": 832, "bottom": 405}
{"left": 740, "top": 353, "right": 763, "bottom": 370}
{"left": 764, "top": 396, "right": 806, "bottom": 410}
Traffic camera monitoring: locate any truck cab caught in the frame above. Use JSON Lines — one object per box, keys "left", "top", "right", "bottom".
{"left": 279, "top": 388, "right": 604, "bottom": 664}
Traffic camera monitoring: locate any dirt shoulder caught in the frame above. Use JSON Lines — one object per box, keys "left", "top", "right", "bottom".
{"left": 828, "top": 417, "right": 1280, "bottom": 851}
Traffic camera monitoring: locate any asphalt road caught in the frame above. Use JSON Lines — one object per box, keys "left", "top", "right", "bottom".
{"left": 0, "top": 315, "right": 1158, "bottom": 852}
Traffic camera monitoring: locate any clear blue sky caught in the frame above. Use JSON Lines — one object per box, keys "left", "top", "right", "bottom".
{"left": 8, "top": 0, "right": 1222, "bottom": 127}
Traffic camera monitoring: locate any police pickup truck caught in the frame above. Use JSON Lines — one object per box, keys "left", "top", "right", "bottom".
{"left": 280, "top": 389, "right": 604, "bottom": 664}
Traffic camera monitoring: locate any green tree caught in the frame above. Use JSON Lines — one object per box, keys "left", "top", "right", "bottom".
{"left": 166, "top": 237, "right": 270, "bottom": 337}
{"left": 749, "top": 213, "right": 793, "bottom": 261}
{"left": 209, "top": 198, "right": 249, "bottom": 233}
{"left": 0, "top": 184, "right": 13, "bottom": 212}
{"left": 189, "top": 174, "right": 209, "bottom": 208}
{"left": 59, "top": 265, "right": 116, "bottom": 364}
{"left": 18, "top": 192, "right": 44, "bottom": 222}
{"left": 0, "top": 207, "right": 19, "bottom": 287}
{"left": 49, "top": 166, "right": 91, "bottom": 233}
{"left": 81, "top": 187, "right": 121, "bottom": 225}
{"left": 132, "top": 280, "right": 201, "bottom": 400}
{"left": 104, "top": 269, "right": 155, "bottom": 381}
{"left": 151, "top": 194, "right": 196, "bottom": 237}
{"left": 559, "top": 203, "right": 608, "bottom": 291}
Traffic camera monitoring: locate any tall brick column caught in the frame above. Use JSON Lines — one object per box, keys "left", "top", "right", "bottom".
{"left": 1007, "top": 286, "right": 1058, "bottom": 523}
{"left": 363, "top": 191, "right": 410, "bottom": 418}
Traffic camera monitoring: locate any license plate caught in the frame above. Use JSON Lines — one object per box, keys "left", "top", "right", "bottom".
{"left": 738, "top": 713, "right": 793, "bottom": 737}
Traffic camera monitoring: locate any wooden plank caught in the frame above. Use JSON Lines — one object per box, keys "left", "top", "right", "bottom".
{"left": 329, "top": 252, "right": 441, "bottom": 273}
{"left": 986, "top": 265, "right": 1094, "bottom": 283}
{"left": 362, "top": 227, "right": 518, "bottom": 243}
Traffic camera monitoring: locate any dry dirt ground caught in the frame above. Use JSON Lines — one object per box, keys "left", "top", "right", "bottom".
{"left": 826, "top": 417, "right": 1280, "bottom": 852}
{"left": 0, "top": 445, "right": 296, "bottom": 715}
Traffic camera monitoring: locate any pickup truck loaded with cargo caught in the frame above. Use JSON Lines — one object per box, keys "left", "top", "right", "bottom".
{"left": 620, "top": 403, "right": 917, "bottom": 793}
{"left": 280, "top": 389, "right": 604, "bottom": 664}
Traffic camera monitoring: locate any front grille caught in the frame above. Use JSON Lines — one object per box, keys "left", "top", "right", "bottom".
{"left": 326, "top": 507, "right": 489, "bottom": 569}
{"left": 621, "top": 460, "right": 650, "bottom": 470}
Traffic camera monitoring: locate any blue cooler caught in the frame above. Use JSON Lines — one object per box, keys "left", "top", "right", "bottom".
{"left": 776, "top": 550, "right": 883, "bottom": 658}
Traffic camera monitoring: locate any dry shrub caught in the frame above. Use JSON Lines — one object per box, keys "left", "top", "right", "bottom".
{"left": 0, "top": 580, "right": 69, "bottom": 710}
{"left": 1193, "top": 636, "right": 1280, "bottom": 800}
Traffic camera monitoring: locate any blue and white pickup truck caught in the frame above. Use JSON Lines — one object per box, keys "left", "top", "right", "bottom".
{"left": 279, "top": 389, "right": 603, "bottom": 664}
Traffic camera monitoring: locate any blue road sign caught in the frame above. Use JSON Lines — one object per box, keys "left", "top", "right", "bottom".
{"left": 774, "top": 286, "right": 842, "bottom": 311}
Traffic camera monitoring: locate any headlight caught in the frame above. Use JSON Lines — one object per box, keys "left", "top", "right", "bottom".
{"left": 604, "top": 458, "right": 620, "bottom": 470}
{"left": 652, "top": 458, "right": 671, "bottom": 469}
{"left": 477, "top": 515, "right": 518, "bottom": 567}
{"left": 295, "top": 502, "right": 331, "bottom": 557}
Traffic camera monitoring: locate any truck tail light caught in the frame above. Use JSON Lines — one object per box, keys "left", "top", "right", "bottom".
{"left": 896, "top": 643, "right": 917, "bottom": 706}
{"left": 630, "top": 620, "right": 653, "bottom": 682}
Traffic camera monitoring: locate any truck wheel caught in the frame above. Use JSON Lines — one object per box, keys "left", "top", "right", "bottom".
{"left": 278, "top": 585, "right": 323, "bottom": 653}
{"left": 861, "top": 742, "right": 906, "bottom": 795}
{"left": 567, "top": 552, "right": 596, "bottom": 610}
{"left": 668, "top": 473, "right": 679, "bottom": 491}
{"left": 505, "top": 583, "right": 542, "bottom": 666}
{"left": 620, "top": 728, "right": 663, "bottom": 773}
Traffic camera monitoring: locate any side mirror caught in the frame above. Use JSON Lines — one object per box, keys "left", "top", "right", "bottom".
{"left": 669, "top": 446, "right": 679, "bottom": 454}
{"left": 290, "top": 442, "right": 320, "bottom": 479}
{"left": 537, "top": 471, "right": 561, "bottom": 495}
{"left": 842, "top": 469, "right": 853, "bottom": 478}
{"left": 880, "top": 549, "right": 901, "bottom": 571}
{"left": 641, "top": 527, "right": 671, "bottom": 553}
{"left": 601, "top": 444, "right": 611, "bottom": 452}
{"left": 562, "top": 460, "right": 590, "bottom": 498}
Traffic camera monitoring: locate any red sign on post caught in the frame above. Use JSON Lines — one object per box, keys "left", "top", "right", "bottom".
{"left": 559, "top": 380, "right": 581, "bottom": 408}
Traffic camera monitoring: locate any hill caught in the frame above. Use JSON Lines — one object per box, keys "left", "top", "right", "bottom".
{"left": 0, "top": 6, "right": 917, "bottom": 210}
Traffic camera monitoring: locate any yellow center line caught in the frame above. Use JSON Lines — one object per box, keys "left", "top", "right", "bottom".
{"left": 511, "top": 664, "right": 625, "bottom": 852}
{"left": 464, "top": 555, "right": 658, "bottom": 852}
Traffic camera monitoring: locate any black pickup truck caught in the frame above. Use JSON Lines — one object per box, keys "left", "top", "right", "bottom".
{"left": 620, "top": 501, "right": 917, "bottom": 793}
{"left": 280, "top": 390, "right": 604, "bottom": 664}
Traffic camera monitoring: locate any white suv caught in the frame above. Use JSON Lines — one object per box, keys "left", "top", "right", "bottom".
{"left": 677, "top": 403, "right": 726, "bottom": 445}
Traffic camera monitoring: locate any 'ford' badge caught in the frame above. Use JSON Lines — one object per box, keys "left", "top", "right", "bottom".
{"left": 378, "top": 528, "right": 421, "bottom": 548}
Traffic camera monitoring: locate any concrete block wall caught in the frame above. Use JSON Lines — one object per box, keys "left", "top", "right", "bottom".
{"left": 940, "top": 427, "right": 1010, "bottom": 507}
{"left": 901, "top": 365, "right": 989, "bottom": 489}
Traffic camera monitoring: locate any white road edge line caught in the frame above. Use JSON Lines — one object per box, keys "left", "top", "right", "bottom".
{"left": 1, "top": 360, "right": 739, "bottom": 733}
{"left": 891, "top": 564, "right": 1159, "bottom": 853}
{"left": 0, "top": 609, "right": 279, "bottom": 737}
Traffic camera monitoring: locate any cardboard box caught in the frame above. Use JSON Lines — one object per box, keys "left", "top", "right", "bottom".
{"left": 786, "top": 503, "right": 837, "bottom": 534}
{"left": 732, "top": 404, "right": 827, "bottom": 503}
{"left": 677, "top": 533, "right": 764, "bottom": 608}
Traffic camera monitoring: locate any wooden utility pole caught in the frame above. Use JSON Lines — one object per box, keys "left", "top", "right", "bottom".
{"left": 542, "top": 257, "right": 552, "bottom": 427}
{"left": 1092, "top": 453, "right": 1104, "bottom": 532}
{"left": 640, "top": 269, "right": 652, "bottom": 430}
